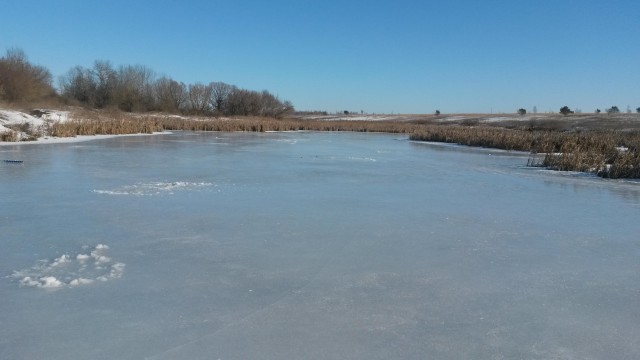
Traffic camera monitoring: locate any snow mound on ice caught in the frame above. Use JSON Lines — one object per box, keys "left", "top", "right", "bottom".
{"left": 8, "top": 244, "right": 125, "bottom": 290}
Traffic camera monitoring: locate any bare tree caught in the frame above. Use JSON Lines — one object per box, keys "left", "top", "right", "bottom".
{"left": 225, "top": 88, "right": 253, "bottom": 116}
{"left": 228, "top": 88, "right": 246, "bottom": 115}
{"left": 92, "top": 60, "right": 117, "bottom": 108}
{"left": 223, "top": 88, "right": 293, "bottom": 117}
{"left": 59, "top": 65, "right": 96, "bottom": 104}
{"left": 209, "top": 82, "right": 233, "bottom": 113}
{"left": 0, "top": 48, "right": 54, "bottom": 102}
{"left": 187, "top": 82, "right": 212, "bottom": 114}
{"left": 59, "top": 61, "right": 116, "bottom": 108}
{"left": 54, "top": 54, "right": 295, "bottom": 115}
{"left": 115, "top": 65, "right": 156, "bottom": 111}
{"left": 155, "top": 77, "right": 186, "bottom": 113}
{"left": 258, "top": 90, "right": 293, "bottom": 118}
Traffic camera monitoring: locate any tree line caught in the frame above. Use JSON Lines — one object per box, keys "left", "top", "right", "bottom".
{"left": 0, "top": 48, "right": 294, "bottom": 118}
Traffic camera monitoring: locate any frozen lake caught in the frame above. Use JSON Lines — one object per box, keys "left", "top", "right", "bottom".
{"left": 1, "top": 131, "right": 639, "bottom": 359}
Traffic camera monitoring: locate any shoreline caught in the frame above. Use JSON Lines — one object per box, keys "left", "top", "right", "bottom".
{"left": 2, "top": 107, "right": 640, "bottom": 178}
{"left": 0, "top": 131, "right": 171, "bottom": 146}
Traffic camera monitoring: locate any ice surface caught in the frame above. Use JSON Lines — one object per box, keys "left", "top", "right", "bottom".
{"left": 1, "top": 132, "right": 639, "bottom": 359}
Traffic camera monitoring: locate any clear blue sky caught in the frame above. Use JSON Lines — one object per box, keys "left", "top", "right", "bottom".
{"left": 1, "top": 0, "right": 638, "bottom": 114}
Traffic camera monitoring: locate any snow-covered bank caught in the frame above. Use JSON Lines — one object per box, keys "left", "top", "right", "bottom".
{"left": 0, "top": 108, "right": 168, "bottom": 145}
{"left": 0, "top": 109, "right": 48, "bottom": 139}
{"left": 0, "top": 109, "right": 52, "bottom": 126}
{"left": 0, "top": 108, "right": 68, "bottom": 141}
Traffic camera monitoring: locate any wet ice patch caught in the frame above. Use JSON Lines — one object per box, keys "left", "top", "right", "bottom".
{"left": 274, "top": 138, "right": 298, "bottom": 144}
{"left": 347, "top": 156, "right": 377, "bottom": 162}
{"left": 8, "top": 244, "right": 125, "bottom": 290}
{"left": 93, "top": 181, "right": 213, "bottom": 196}
{"left": 324, "top": 156, "right": 377, "bottom": 162}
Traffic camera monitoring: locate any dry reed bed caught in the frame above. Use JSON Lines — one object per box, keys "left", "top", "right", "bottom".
{"left": 49, "top": 110, "right": 164, "bottom": 137}
{"left": 410, "top": 126, "right": 640, "bottom": 179}
{"left": 50, "top": 111, "right": 414, "bottom": 135}
{"left": 30, "top": 110, "right": 640, "bottom": 179}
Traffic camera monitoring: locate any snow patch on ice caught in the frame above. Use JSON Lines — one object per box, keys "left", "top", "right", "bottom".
{"left": 38, "top": 276, "right": 64, "bottom": 288}
{"left": 8, "top": 244, "right": 125, "bottom": 290}
{"left": 51, "top": 254, "right": 71, "bottom": 266}
{"left": 76, "top": 254, "right": 91, "bottom": 262}
{"left": 93, "top": 181, "right": 213, "bottom": 196}
{"left": 69, "top": 278, "right": 94, "bottom": 286}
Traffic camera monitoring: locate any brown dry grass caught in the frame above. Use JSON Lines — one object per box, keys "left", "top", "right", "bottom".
{"left": 0, "top": 130, "right": 19, "bottom": 141}
{"left": 50, "top": 110, "right": 416, "bottom": 135}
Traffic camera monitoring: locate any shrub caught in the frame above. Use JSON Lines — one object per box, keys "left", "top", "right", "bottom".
{"left": 559, "top": 106, "right": 573, "bottom": 116}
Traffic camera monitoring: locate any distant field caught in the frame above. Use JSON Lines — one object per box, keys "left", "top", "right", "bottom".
{"left": 298, "top": 112, "right": 640, "bottom": 132}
